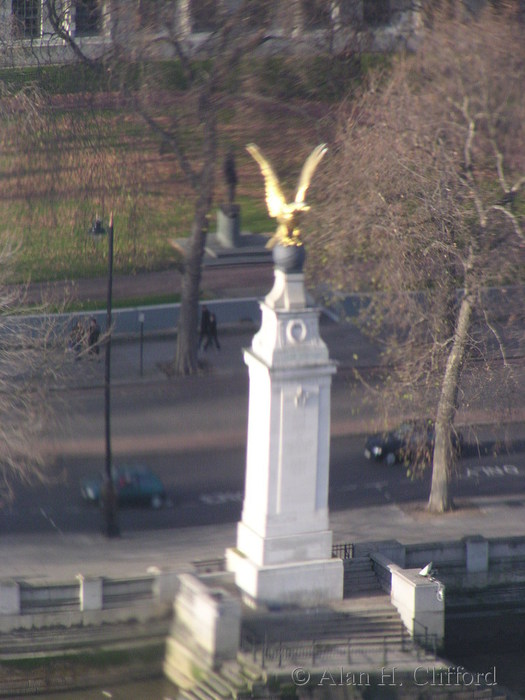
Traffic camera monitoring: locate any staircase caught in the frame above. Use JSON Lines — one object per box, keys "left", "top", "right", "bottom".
{"left": 176, "top": 591, "right": 509, "bottom": 700}
{"left": 342, "top": 555, "right": 383, "bottom": 598}
{"left": 178, "top": 660, "right": 262, "bottom": 700}
{"left": 240, "top": 593, "right": 417, "bottom": 667}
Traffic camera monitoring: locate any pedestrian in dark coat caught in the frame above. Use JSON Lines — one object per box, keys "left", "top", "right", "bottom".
{"left": 198, "top": 305, "right": 211, "bottom": 349}
{"left": 204, "top": 312, "right": 220, "bottom": 350}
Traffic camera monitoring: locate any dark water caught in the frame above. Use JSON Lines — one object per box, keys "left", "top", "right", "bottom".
{"left": 446, "top": 612, "right": 525, "bottom": 698}
{"left": 451, "top": 652, "right": 525, "bottom": 698}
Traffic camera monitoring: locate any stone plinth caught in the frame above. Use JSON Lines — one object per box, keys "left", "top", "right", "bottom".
{"left": 76, "top": 575, "right": 103, "bottom": 612}
{"left": 164, "top": 573, "right": 241, "bottom": 689}
{"left": 0, "top": 580, "right": 20, "bottom": 615}
{"left": 465, "top": 536, "right": 489, "bottom": 574}
{"left": 226, "top": 267, "right": 343, "bottom": 606}
{"left": 390, "top": 566, "right": 445, "bottom": 649}
{"left": 217, "top": 205, "right": 241, "bottom": 248}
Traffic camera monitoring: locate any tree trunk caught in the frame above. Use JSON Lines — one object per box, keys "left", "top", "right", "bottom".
{"left": 174, "top": 200, "right": 212, "bottom": 375}
{"left": 428, "top": 293, "right": 473, "bottom": 513}
{"left": 173, "top": 84, "right": 217, "bottom": 376}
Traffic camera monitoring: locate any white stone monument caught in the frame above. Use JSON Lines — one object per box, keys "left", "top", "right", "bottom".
{"left": 226, "top": 247, "right": 343, "bottom": 606}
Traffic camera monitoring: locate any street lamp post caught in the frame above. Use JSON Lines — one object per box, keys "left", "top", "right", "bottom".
{"left": 90, "top": 213, "right": 119, "bottom": 538}
{"left": 138, "top": 311, "right": 145, "bottom": 377}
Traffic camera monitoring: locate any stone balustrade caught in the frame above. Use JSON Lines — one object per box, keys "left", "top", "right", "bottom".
{"left": 0, "top": 569, "right": 179, "bottom": 632}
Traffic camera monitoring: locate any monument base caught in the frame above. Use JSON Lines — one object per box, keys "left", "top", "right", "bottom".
{"left": 217, "top": 204, "right": 241, "bottom": 248}
{"left": 235, "top": 520, "right": 333, "bottom": 566}
{"left": 226, "top": 547, "right": 343, "bottom": 607}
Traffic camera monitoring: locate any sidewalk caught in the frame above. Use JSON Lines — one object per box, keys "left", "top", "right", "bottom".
{"left": 58, "top": 317, "right": 383, "bottom": 389}
{"left": 2, "top": 493, "right": 525, "bottom": 582}
{"left": 19, "top": 264, "right": 275, "bottom": 306}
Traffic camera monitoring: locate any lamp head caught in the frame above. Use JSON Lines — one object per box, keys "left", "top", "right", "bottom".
{"left": 90, "top": 217, "right": 106, "bottom": 236}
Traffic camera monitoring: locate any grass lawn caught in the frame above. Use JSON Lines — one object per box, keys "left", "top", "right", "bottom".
{"left": 3, "top": 85, "right": 329, "bottom": 286}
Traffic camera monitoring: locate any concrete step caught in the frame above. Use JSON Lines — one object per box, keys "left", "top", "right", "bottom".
{"left": 202, "top": 673, "right": 235, "bottom": 698}
{"left": 219, "top": 662, "right": 248, "bottom": 691}
{"left": 179, "top": 691, "right": 207, "bottom": 700}
{"left": 342, "top": 556, "right": 383, "bottom": 598}
{"left": 344, "top": 571, "right": 379, "bottom": 581}
{"left": 238, "top": 658, "right": 265, "bottom": 682}
{"left": 242, "top": 615, "right": 407, "bottom": 644}
{"left": 343, "top": 556, "right": 373, "bottom": 568}
{"left": 190, "top": 684, "right": 223, "bottom": 700}
{"left": 344, "top": 581, "right": 382, "bottom": 596}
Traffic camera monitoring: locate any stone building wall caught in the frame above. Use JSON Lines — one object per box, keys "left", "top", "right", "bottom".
{"left": 0, "top": 0, "right": 422, "bottom": 67}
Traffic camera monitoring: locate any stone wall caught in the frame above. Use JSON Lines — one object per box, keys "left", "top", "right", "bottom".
{"left": 0, "top": 0, "right": 422, "bottom": 67}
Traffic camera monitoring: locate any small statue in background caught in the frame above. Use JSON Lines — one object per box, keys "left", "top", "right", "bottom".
{"left": 224, "top": 147, "right": 238, "bottom": 210}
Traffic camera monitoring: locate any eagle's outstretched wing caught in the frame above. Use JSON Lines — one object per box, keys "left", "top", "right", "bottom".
{"left": 295, "top": 143, "right": 328, "bottom": 205}
{"left": 246, "top": 143, "right": 286, "bottom": 219}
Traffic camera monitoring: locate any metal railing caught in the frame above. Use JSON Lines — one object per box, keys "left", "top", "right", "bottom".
{"left": 332, "top": 542, "right": 354, "bottom": 559}
{"left": 192, "top": 557, "right": 226, "bottom": 574}
{"left": 241, "top": 626, "right": 414, "bottom": 670}
{"left": 412, "top": 618, "right": 439, "bottom": 658}
{"left": 19, "top": 582, "right": 80, "bottom": 614}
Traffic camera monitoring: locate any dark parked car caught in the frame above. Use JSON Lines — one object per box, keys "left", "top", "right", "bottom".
{"left": 80, "top": 465, "right": 166, "bottom": 509}
{"left": 364, "top": 419, "right": 462, "bottom": 467}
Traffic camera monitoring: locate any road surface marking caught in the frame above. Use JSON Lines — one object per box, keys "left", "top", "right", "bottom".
{"left": 199, "top": 491, "right": 243, "bottom": 505}
{"left": 461, "top": 464, "right": 521, "bottom": 479}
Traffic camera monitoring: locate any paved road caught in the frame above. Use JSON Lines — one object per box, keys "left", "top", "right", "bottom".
{"left": 6, "top": 426, "right": 525, "bottom": 537}
{"left": 4, "top": 323, "right": 525, "bottom": 534}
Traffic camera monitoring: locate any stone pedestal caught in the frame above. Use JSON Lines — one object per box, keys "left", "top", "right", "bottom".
{"left": 217, "top": 204, "right": 241, "bottom": 248}
{"left": 226, "top": 265, "right": 343, "bottom": 606}
{"left": 164, "top": 574, "right": 241, "bottom": 689}
{"left": 390, "top": 566, "right": 445, "bottom": 649}
{"left": 0, "top": 581, "right": 20, "bottom": 615}
{"left": 76, "top": 575, "right": 103, "bottom": 612}
{"left": 465, "top": 535, "right": 489, "bottom": 574}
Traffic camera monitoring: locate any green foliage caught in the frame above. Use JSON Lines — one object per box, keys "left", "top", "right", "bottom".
{"left": 59, "top": 293, "right": 182, "bottom": 314}
{"left": 209, "top": 196, "right": 271, "bottom": 235}
{"left": 0, "top": 62, "right": 107, "bottom": 94}
{"left": 0, "top": 59, "right": 193, "bottom": 96}
{"left": 248, "top": 53, "right": 390, "bottom": 102}
{"left": 2, "top": 643, "right": 165, "bottom": 670}
{"left": 10, "top": 198, "right": 182, "bottom": 283}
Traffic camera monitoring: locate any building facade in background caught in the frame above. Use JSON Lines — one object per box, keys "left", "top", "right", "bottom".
{"left": 0, "top": 0, "right": 423, "bottom": 66}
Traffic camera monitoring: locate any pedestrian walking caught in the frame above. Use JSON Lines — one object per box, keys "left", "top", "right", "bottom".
{"left": 204, "top": 312, "right": 220, "bottom": 351}
{"left": 198, "top": 305, "right": 211, "bottom": 349}
{"left": 88, "top": 317, "right": 101, "bottom": 358}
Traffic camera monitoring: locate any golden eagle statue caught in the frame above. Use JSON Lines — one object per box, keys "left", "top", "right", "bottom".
{"left": 246, "top": 143, "right": 327, "bottom": 248}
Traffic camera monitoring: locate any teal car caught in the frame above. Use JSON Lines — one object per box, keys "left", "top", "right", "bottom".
{"left": 81, "top": 465, "right": 166, "bottom": 509}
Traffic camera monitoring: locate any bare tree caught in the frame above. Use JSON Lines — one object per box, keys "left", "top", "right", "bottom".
{"left": 0, "top": 267, "right": 60, "bottom": 504}
{"left": 311, "top": 3, "right": 525, "bottom": 512}
{"left": 0, "top": 85, "right": 68, "bottom": 504}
